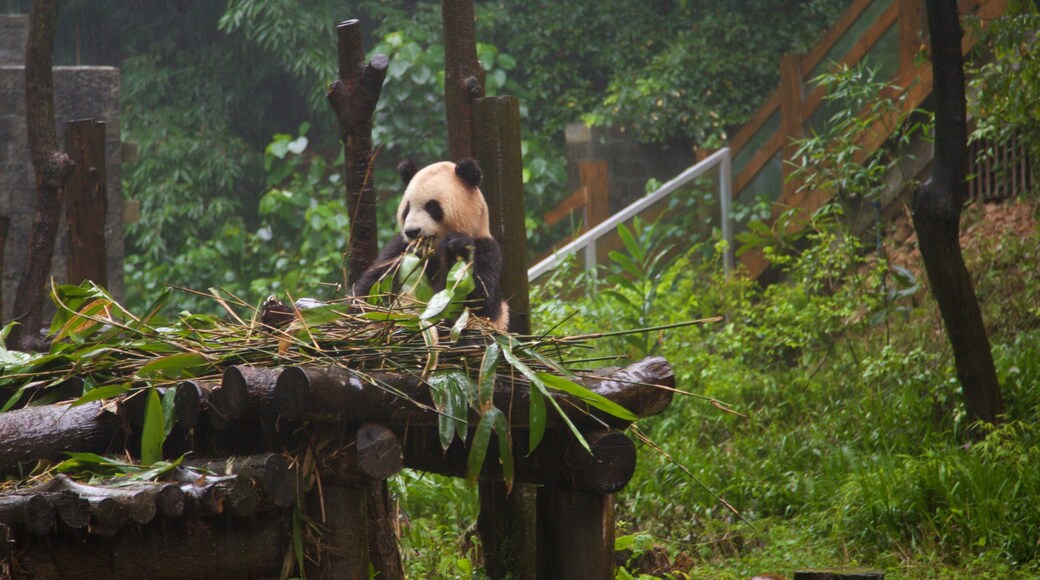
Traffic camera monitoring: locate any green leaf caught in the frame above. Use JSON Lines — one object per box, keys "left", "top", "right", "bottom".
{"left": 161, "top": 387, "right": 178, "bottom": 437}
{"left": 529, "top": 386, "right": 546, "bottom": 451}
{"left": 450, "top": 308, "right": 470, "bottom": 342}
{"left": 447, "top": 259, "right": 476, "bottom": 296}
{"left": 617, "top": 224, "right": 642, "bottom": 261}
{"left": 477, "top": 343, "right": 500, "bottom": 411}
{"left": 421, "top": 289, "right": 454, "bottom": 321}
{"left": 140, "top": 387, "right": 165, "bottom": 465}
{"left": 489, "top": 407, "right": 514, "bottom": 492}
{"left": 536, "top": 372, "right": 639, "bottom": 422}
{"left": 428, "top": 371, "right": 470, "bottom": 450}
{"left": 138, "top": 352, "right": 209, "bottom": 380}
{"left": 71, "top": 383, "right": 131, "bottom": 406}
{"left": 298, "top": 303, "right": 349, "bottom": 326}
{"left": 465, "top": 412, "right": 495, "bottom": 484}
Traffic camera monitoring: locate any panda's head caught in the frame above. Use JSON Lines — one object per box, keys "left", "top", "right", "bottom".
{"left": 395, "top": 158, "right": 490, "bottom": 241}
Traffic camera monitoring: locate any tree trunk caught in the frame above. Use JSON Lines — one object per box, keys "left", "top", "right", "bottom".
{"left": 8, "top": 0, "right": 75, "bottom": 352}
{"left": 912, "top": 0, "right": 1003, "bottom": 427}
{"left": 442, "top": 0, "right": 485, "bottom": 160}
{"left": 327, "top": 19, "right": 388, "bottom": 288}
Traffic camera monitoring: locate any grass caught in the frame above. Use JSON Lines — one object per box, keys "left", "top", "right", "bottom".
{"left": 396, "top": 198, "right": 1040, "bottom": 578}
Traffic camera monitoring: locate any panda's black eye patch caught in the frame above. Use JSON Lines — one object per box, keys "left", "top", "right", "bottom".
{"left": 401, "top": 202, "right": 410, "bottom": 222}
{"left": 424, "top": 199, "right": 444, "bottom": 222}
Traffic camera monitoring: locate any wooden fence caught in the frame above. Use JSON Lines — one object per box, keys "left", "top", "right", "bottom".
{"left": 727, "top": 0, "right": 1009, "bottom": 278}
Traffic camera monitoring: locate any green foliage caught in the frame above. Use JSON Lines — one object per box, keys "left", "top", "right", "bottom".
{"left": 788, "top": 63, "right": 933, "bottom": 206}
{"left": 126, "top": 128, "right": 350, "bottom": 315}
{"left": 581, "top": 1, "right": 849, "bottom": 143}
{"left": 968, "top": 2, "right": 1040, "bottom": 176}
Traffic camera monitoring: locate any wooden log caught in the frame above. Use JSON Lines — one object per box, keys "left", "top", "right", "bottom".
{"left": 168, "top": 471, "right": 258, "bottom": 518}
{"left": 11, "top": 512, "right": 290, "bottom": 579}
{"left": 207, "top": 366, "right": 290, "bottom": 455}
{"left": 0, "top": 523, "right": 11, "bottom": 559}
{"left": 401, "top": 429, "right": 636, "bottom": 493}
{"left": 0, "top": 494, "right": 54, "bottom": 536}
{"left": 56, "top": 477, "right": 158, "bottom": 525}
{"left": 185, "top": 453, "right": 299, "bottom": 508}
{"left": 121, "top": 382, "right": 200, "bottom": 429}
{"left": 64, "top": 119, "right": 108, "bottom": 287}
{"left": 308, "top": 423, "right": 404, "bottom": 486}
{"left": 0, "top": 216, "right": 7, "bottom": 320}
{"left": 274, "top": 356, "right": 674, "bottom": 429}
{"left": 537, "top": 489, "right": 615, "bottom": 580}
{"left": 0, "top": 401, "right": 122, "bottom": 474}
{"left": 89, "top": 496, "right": 126, "bottom": 537}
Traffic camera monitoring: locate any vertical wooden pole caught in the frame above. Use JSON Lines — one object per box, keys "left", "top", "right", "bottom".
{"left": 779, "top": 53, "right": 804, "bottom": 201}
{"left": 537, "top": 489, "right": 615, "bottom": 579}
{"left": 442, "top": 0, "right": 485, "bottom": 160}
{"left": 0, "top": 216, "right": 8, "bottom": 320}
{"left": 473, "top": 95, "right": 537, "bottom": 579}
{"left": 579, "top": 160, "right": 610, "bottom": 230}
{"left": 64, "top": 119, "right": 108, "bottom": 287}
{"left": 474, "top": 96, "right": 531, "bottom": 335}
{"left": 306, "top": 485, "right": 370, "bottom": 580}
{"left": 326, "top": 19, "right": 388, "bottom": 288}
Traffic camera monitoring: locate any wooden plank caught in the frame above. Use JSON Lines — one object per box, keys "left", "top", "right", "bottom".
{"left": 64, "top": 120, "right": 108, "bottom": 287}
{"left": 780, "top": 54, "right": 805, "bottom": 199}
{"left": 544, "top": 186, "right": 588, "bottom": 227}
{"left": 734, "top": 132, "right": 783, "bottom": 194}
{"left": 799, "top": 0, "right": 877, "bottom": 74}
{"left": 800, "top": 2, "right": 900, "bottom": 126}
{"left": 730, "top": 92, "right": 780, "bottom": 153}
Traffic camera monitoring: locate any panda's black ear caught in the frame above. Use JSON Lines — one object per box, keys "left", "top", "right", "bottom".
{"left": 397, "top": 160, "right": 419, "bottom": 186}
{"left": 455, "top": 158, "right": 482, "bottom": 188}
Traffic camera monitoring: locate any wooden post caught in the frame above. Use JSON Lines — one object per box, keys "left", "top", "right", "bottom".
{"left": 326, "top": 19, "right": 389, "bottom": 288}
{"left": 306, "top": 485, "right": 370, "bottom": 580}
{"left": 442, "top": 0, "right": 485, "bottom": 160}
{"left": 537, "top": 489, "right": 615, "bottom": 579}
{"left": 64, "top": 120, "right": 108, "bottom": 287}
{"left": 579, "top": 160, "right": 610, "bottom": 230}
{"left": 474, "top": 96, "right": 531, "bottom": 335}
{"left": 473, "top": 95, "right": 537, "bottom": 578}
{"left": 0, "top": 215, "right": 8, "bottom": 320}
{"left": 779, "top": 53, "right": 804, "bottom": 201}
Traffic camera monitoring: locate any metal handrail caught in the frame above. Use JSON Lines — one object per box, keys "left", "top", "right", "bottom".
{"left": 527, "top": 147, "right": 733, "bottom": 282}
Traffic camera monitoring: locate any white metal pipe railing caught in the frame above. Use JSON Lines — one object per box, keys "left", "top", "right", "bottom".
{"left": 528, "top": 147, "right": 733, "bottom": 282}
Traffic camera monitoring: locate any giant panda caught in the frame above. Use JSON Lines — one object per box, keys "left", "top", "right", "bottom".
{"left": 353, "top": 158, "right": 509, "bottom": 331}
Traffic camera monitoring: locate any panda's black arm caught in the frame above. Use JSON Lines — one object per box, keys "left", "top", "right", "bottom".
{"left": 470, "top": 237, "right": 505, "bottom": 321}
{"left": 352, "top": 235, "right": 410, "bottom": 297}
{"left": 437, "top": 234, "right": 504, "bottom": 319}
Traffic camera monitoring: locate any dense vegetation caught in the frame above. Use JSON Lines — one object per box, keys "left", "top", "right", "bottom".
{"left": 1, "top": 0, "right": 848, "bottom": 313}
{"left": 1, "top": 0, "right": 1039, "bottom": 577}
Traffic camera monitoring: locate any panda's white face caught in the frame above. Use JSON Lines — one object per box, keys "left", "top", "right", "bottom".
{"left": 396, "top": 161, "right": 490, "bottom": 241}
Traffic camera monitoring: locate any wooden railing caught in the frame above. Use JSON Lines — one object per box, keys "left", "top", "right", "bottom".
{"left": 727, "top": 0, "right": 1009, "bottom": 278}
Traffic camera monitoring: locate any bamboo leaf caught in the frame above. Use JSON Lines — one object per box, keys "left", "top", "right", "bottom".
{"left": 465, "top": 412, "right": 495, "bottom": 484}
{"left": 617, "top": 223, "right": 642, "bottom": 261}
{"left": 420, "top": 289, "right": 454, "bottom": 321}
{"left": 536, "top": 372, "right": 639, "bottom": 421}
{"left": 138, "top": 352, "right": 209, "bottom": 380}
{"left": 529, "top": 386, "right": 546, "bottom": 451}
{"left": 70, "top": 383, "right": 130, "bottom": 407}
{"left": 161, "top": 386, "right": 178, "bottom": 437}
{"left": 489, "top": 407, "right": 514, "bottom": 493}
{"left": 477, "top": 342, "right": 499, "bottom": 411}
{"left": 140, "top": 387, "right": 165, "bottom": 465}
{"left": 450, "top": 308, "right": 470, "bottom": 342}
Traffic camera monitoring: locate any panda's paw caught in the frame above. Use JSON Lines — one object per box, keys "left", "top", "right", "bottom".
{"left": 439, "top": 232, "right": 476, "bottom": 262}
